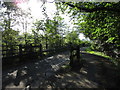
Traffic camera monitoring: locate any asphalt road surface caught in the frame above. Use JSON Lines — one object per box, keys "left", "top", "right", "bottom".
{"left": 2, "top": 51, "right": 118, "bottom": 89}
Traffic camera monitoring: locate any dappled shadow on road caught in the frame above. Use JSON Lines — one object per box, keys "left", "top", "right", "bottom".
{"left": 44, "top": 71, "right": 99, "bottom": 88}
{"left": 81, "top": 52, "right": 118, "bottom": 88}
{"left": 42, "top": 52, "right": 118, "bottom": 89}
{"left": 2, "top": 51, "right": 70, "bottom": 89}
{"left": 2, "top": 59, "right": 52, "bottom": 89}
{"left": 2, "top": 52, "right": 118, "bottom": 89}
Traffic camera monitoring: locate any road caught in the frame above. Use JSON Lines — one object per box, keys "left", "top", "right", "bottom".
{"left": 2, "top": 51, "right": 70, "bottom": 89}
{"left": 2, "top": 51, "right": 118, "bottom": 89}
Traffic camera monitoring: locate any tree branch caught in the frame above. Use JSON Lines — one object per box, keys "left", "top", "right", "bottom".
{"left": 64, "top": 2, "right": 120, "bottom": 13}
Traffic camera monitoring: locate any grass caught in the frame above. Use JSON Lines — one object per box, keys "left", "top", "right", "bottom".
{"left": 81, "top": 47, "right": 111, "bottom": 59}
{"left": 85, "top": 50, "right": 118, "bottom": 66}
{"left": 86, "top": 51, "right": 110, "bottom": 59}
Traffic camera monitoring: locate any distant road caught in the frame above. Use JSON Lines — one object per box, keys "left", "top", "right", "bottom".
{"left": 80, "top": 47, "right": 88, "bottom": 51}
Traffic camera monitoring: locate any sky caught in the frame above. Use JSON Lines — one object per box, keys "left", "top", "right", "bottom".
{"left": 14, "top": 0, "right": 75, "bottom": 33}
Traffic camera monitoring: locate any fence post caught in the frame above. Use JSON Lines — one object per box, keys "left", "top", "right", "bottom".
{"left": 27, "top": 44, "right": 32, "bottom": 59}
{"left": 69, "top": 44, "right": 81, "bottom": 69}
{"left": 77, "top": 45, "right": 80, "bottom": 62}
{"left": 30, "top": 44, "right": 33, "bottom": 53}
{"left": 19, "top": 44, "right": 22, "bottom": 60}
{"left": 39, "top": 44, "right": 42, "bottom": 59}
{"left": 70, "top": 45, "right": 74, "bottom": 67}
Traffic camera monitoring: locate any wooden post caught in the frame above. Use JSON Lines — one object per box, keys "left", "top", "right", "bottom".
{"left": 10, "top": 45, "right": 13, "bottom": 57}
{"left": 70, "top": 45, "right": 74, "bottom": 67}
{"left": 69, "top": 44, "right": 82, "bottom": 70}
{"left": 30, "top": 44, "right": 33, "bottom": 53}
{"left": 19, "top": 44, "right": 22, "bottom": 60}
{"left": 76, "top": 45, "right": 80, "bottom": 63}
{"left": 29, "top": 44, "right": 33, "bottom": 59}
{"left": 39, "top": 44, "right": 42, "bottom": 59}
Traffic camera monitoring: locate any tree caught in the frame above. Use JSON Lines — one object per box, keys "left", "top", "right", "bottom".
{"left": 57, "top": 2, "right": 120, "bottom": 13}
{"left": 32, "top": 20, "right": 45, "bottom": 45}
{"left": 1, "top": 2, "right": 20, "bottom": 46}
{"left": 32, "top": 14, "right": 65, "bottom": 49}
{"left": 2, "top": 29, "right": 19, "bottom": 46}
{"left": 56, "top": 2, "right": 120, "bottom": 64}
{"left": 65, "top": 31, "right": 80, "bottom": 45}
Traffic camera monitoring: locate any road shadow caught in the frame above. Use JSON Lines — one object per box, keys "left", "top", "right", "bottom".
{"left": 43, "top": 52, "right": 118, "bottom": 89}
{"left": 2, "top": 51, "right": 118, "bottom": 89}
{"left": 2, "top": 51, "right": 69, "bottom": 89}
{"left": 81, "top": 52, "right": 118, "bottom": 88}
{"left": 2, "top": 58, "right": 54, "bottom": 89}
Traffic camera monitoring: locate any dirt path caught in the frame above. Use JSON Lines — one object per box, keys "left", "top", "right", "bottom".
{"left": 2, "top": 51, "right": 118, "bottom": 89}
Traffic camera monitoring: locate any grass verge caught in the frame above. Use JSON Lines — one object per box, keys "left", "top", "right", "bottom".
{"left": 85, "top": 50, "right": 118, "bottom": 66}
{"left": 86, "top": 51, "right": 110, "bottom": 59}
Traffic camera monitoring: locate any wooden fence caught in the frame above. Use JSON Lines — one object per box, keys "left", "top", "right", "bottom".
{"left": 2, "top": 44, "right": 69, "bottom": 63}
{"left": 2, "top": 44, "right": 41, "bottom": 57}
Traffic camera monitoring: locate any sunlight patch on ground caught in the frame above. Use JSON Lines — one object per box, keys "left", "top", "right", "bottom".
{"left": 81, "top": 70, "right": 87, "bottom": 75}
{"left": 5, "top": 80, "right": 26, "bottom": 88}
{"left": 47, "top": 56, "right": 54, "bottom": 60}
{"left": 7, "top": 70, "right": 17, "bottom": 78}
{"left": 57, "top": 54, "right": 64, "bottom": 58}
